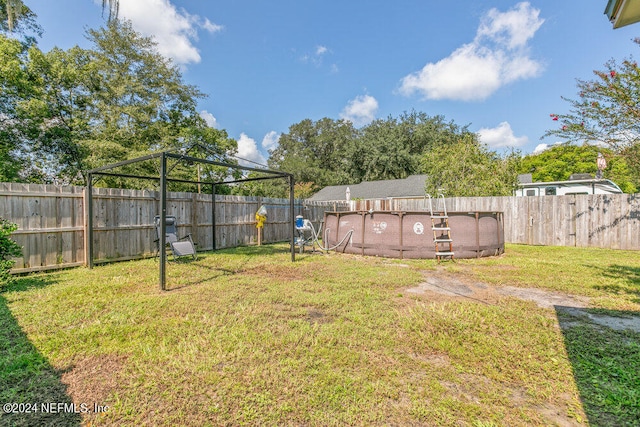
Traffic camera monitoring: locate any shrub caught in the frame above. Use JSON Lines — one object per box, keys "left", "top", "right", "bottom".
{"left": 0, "top": 218, "right": 22, "bottom": 289}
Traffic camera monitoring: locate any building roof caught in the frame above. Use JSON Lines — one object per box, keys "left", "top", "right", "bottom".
{"left": 308, "top": 175, "right": 428, "bottom": 201}
{"left": 605, "top": 0, "right": 640, "bottom": 29}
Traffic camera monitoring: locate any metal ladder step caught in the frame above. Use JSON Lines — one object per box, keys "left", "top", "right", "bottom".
{"left": 427, "top": 193, "right": 454, "bottom": 261}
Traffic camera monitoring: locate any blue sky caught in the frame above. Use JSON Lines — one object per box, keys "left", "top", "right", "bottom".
{"left": 26, "top": 0, "right": 640, "bottom": 165}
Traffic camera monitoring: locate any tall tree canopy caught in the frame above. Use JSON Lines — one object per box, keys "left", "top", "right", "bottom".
{"left": 0, "top": 34, "right": 29, "bottom": 180}
{"left": 0, "top": 0, "right": 40, "bottom": 41}
{"left": 265, "top": 111, "right": 474, "bottom": 196}
{"left": 2, "top": 0, "right": 118, "bottom": 32}
{"left": 267, "top": 117, "right": 357, "bottom": 190}
{"left": 422, "top": 134, "right": 521, "bottom": 197}
{"left": 545, "top": 38, "right": 640, "bottom": 186}
{"left": 351, "top": 112, "right": 468, "bottom": 182}
{"left": 2, "top": 20, "right": 236, "bottom": 185}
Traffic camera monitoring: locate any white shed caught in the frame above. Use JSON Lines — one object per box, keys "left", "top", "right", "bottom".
{"left": 515, "top": 174, "right": 623, "bottom": 196}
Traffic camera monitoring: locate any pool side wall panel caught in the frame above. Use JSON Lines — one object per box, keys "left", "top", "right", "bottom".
{"left": 323, "top": 211, "right": 504, "bottom": 259}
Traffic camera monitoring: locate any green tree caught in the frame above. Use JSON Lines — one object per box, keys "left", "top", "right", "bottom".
{"left": 350, "top": 111, "right": 468, "bottom": 182}
{"left": 519, "top": 144, "right": 637, "bottom": 193}
{"left": 2, "top": 0, "right": 117, "bottom": 32}
{"left": 86, "top": 21, "right": 208, "bottom": 165}
{"left": 0, "top": 0, "right": 40, "bottom": 41}
{"left": 231, "top": 172, "right": 290, "bottom": 198}
{"left": 11, "top": 20, "right": 235, "bottom": 185}
{"left": 421, "top": 134, "right": 521, "bottom": 197}
{"left": 264, "top": 111, "right": 471, "bottom": 197}
{"left": 545, "top": 38, "right": 640, "bottom": 186}
{"left": 16, "top": 44, "right": 94, "bottom": 182}
{"left": 0, "top": 34, "right": 32, "bottom": 180}
{"left": 268, "top": 118, "right": 357, "bottom": 191}
{"left": 350, "top": 116, "right": 416, "bottom": 181}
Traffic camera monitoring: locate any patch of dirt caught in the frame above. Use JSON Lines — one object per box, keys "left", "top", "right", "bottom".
{"left": 306, "top": 307, "right": 333, "bottom": 325}
{"left": 558, "top": 306, "right": 640, "bottom": 333}
{"left": 408, "top": 351, "right": 451, "bottom": 368}
{"left": 534, "top": 403, "right": 584, "bottom": 427}
{"left": 497, "top": 287, "right": 589, "bottom": 309}
{"left": 405, "top": 269, "right": 589, "bottom": 309}
{"left": 441, "top": 375, "right": 583, "bottom": 427}
{"left": 61, "top": 353, "right": 128, "bottom": 410}
{"left": 406, "top": 270, "right": 640, "bottom": 334}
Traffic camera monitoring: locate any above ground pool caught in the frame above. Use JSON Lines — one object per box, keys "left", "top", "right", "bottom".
{"left": 323, "top": 210, "right": 504, "bottom": 259}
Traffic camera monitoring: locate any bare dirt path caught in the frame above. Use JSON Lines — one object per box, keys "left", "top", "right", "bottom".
{"left": 406, "top": 268, "right": 640, "bottom": 332}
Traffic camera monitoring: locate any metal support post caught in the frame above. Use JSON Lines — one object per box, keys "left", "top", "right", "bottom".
{"left": 159, "top": 153, "right": 167, "bottom": 291}
{"left": 212, "top": 184, "right": 216, "bottom": 251}
{"left": 87, "top": 173, "right": 94, "bottom": 269}
{"left": 289, "top": 174, "right": 295, "bottom": 262}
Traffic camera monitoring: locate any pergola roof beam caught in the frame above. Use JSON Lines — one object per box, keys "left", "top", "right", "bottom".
{"left": 165, "top": 153, "right": 290, "bottom": 177}
{"left": 87, "top": 151, "right": 166, "bottom": 173}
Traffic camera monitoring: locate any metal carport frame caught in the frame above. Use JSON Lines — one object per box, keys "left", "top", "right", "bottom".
{"left": 86, "top": 148, "right": 295, "bottom": 291}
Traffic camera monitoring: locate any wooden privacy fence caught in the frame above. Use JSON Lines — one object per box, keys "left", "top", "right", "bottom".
{"left": 0, "top": 183, "right": 347, "bottom": 274}
{"left": 0, "top": 183, "right": 86, "bottom": 274}
{"left": 349, "top": 193, "right": 640, "bottom": 250}
{"left": 2, "top": 182, "right": 638, "bottom": 274}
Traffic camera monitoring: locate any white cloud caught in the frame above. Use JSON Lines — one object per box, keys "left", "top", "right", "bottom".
{"left": 533, "top": 143, "right": 550, "bottom": 154}
{"left": 200, "top": 18, "right": 224, "bottom": 34}
{"left": 476, "top": 2, "right": 543, "bottom": 49}
{"left": 532, "top": 141, "right": 564, "bottom": 154}
{"left": 399, "top": 2, "right": 544, "bottom": 101}
{"left": 237, "top": 133, "right": 266, "bottom": 166}
{"left": 477, "top": 121, "right": 528, "bottom": 149}
{"left": 116, "top": 0, "right": 223, "bottom": 66}
{"left": 261, "top": 131, "right": 280, "bottom": 151}
{"left": 199, "top": 110, "right": 218, "bottom": 128}
{"left": 340, "top": 95, "right": 379, "bottom": 127}
{"left": 301, "top": 44, "right": 332, "bottom": 67}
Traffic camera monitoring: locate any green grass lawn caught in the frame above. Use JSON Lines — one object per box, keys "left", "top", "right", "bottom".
{"left": 1, "top": 244, "right": 639, "bottom": 426}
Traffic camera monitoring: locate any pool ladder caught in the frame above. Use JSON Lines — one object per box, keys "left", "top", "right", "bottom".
{"left": 427, "top": 193, "right": 454, "bottom": 261}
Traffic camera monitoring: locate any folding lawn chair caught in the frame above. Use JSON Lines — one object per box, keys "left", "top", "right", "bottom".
{"left": 154, "top": 215, "right": 197, "bottom": 260}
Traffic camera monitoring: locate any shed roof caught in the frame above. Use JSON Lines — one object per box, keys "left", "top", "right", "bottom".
{"left": 308, "top": 175, "right": 428, "bottom": 201}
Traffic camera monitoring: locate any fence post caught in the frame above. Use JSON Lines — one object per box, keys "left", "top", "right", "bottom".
{"left": 191, "top": 192, "right": 198, "bottom": 245}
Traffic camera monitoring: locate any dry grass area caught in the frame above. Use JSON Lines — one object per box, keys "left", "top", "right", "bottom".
{"left": 1, "top": 244, "right": 639, "bottom": 426}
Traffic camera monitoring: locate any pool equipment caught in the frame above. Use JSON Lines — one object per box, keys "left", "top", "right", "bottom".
{"left": 295, "top": 215, "right": 315, "bottom": 253}
{"left": 294, "top": 215, "right": 354, "bottom": 254}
